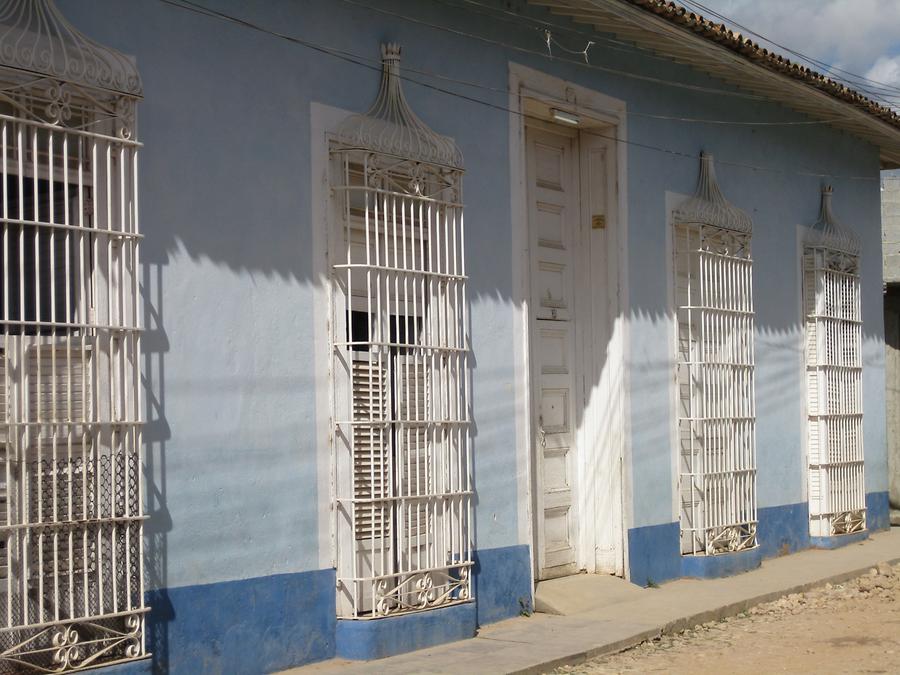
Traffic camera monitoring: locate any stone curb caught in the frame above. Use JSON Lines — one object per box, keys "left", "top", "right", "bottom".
{"left": 507, "top": 555, "right": 900, "bottom": 675}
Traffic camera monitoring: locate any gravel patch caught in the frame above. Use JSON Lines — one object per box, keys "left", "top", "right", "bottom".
{"left": 550, "top": 561, "right": 900, "bottom": 674}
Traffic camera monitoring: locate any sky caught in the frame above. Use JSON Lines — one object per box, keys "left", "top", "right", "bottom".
{"left": 692, "top": 1, "right": 900, "bottom": 175}
{"left": 687, "top": 1, "right": 900, "bottom": 108}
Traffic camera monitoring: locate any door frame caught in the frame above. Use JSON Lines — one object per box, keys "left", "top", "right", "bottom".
{"left": 509, "top": 63, "right": 630, "bottom": 581}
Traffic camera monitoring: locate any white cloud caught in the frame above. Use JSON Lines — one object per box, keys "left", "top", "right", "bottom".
{"left": 866, "top": 55, "right": 900, "bottom": 91}
{"left": 696, "top": 0, "right": 900, "bottom": 170}
{"left": 692, "top": 0, "right": 900, "bottom": 82}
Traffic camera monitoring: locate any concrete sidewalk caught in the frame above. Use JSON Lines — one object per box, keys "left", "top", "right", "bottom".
{"left": 282, "top": 528, "right": 900, "bottom": 675}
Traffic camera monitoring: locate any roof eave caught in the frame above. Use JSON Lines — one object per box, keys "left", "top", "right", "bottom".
{"left": 527, "top": 0, "right": 900, "bottom": 169}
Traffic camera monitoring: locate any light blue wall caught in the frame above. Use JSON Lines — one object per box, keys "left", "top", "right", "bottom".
{"left": 56, "top": 0, "right": 885, "bottom": 593}
{"left": 612, "top": 77, "right": 883, "bottom": 527}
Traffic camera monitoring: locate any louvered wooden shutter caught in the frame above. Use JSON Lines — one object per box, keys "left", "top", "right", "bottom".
{"left": 352, "top": 358, "right": 389, "bottom": 542}
{"left": 351, "top": 355, "right": 432, "bottom": 544}
{"left": 23, "top": 344, "right": 91, "bottom": 590}
{"left": 0, "top": 349, "right": 6, "bottom": 429}
{"left": 0, "top": 349, "right": 6, "bottom": 581}
{"left": 675, "top": 226, "right": 704, "bottom": 548}
{"left": 805, "top": 251, "right": 829, "bottom": 516}
{"left": 27, "top": 343, "right": 91, "bottom": 423}
{"left": 805, "top": 249, "right": 865, "bottom": 536}
{"left": 396, "top": 356, "right": 430, "bottom": 540}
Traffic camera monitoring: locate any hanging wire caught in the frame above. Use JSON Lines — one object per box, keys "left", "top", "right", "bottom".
{"left": 678, "top": 0, "right": 900, "bottom": 104}
{"left": 335, "top": 0, "right": 772, "bottom": 101}
{"left": 431, "top": 0, "right": 900, "bottom": 111}
{"left": 156, "top": 0, "right": 887, "bottom": 182}
{"left": 433, "top": 0, "right": 753, "bottom": 78}
{"left": 156, "top": 0, "right": 853, "bottom": 116}
{"left": 332, "top": 0, "right": 899, "bottom": 134}
{"left": 547, "top": 33, "right": 594, "bottom": 64}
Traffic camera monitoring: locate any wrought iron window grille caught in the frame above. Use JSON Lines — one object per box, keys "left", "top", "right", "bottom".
{"left": 329, "top": 44, "right": 471, "bottom": 619}
{"left": 674, "top": 153, "right": 758, "bottom": 556}
{"left": 804, "top": 187, "right": 865, "bottom": 538}
{"left": 0, "top": 1, "right": 145, "bottom": 671}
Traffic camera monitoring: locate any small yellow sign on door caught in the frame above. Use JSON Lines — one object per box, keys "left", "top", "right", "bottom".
{"left": 592, "top": 214, "right": 606, "bottom": 230}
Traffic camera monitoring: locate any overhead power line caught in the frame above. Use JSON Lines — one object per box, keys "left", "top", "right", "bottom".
{"left": 155, "top": 0, "right": 882, "bottom": 182}
{"left": 455, "top": 0, "right": 900, "bottom": 106}
{"left": 434, "top": 0, "right": 900, "bottom": 112}
{"left": 676, "top": 0, "right": 900, "bottom": 106}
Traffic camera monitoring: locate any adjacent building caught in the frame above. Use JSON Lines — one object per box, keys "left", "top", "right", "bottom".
{"left": 883, "top": 175, "right": 900, "bottom": 526}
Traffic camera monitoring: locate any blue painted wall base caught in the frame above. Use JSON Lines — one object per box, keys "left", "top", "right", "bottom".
{"left": 92, "top": 658, "right": 153, "bottom": 675}
{"left": 628, "top": 505, "right": 811, "bottom": 586}
{"left": 473, "top": 544, "right": 533, "bottom": 624}
{"left": 811, "top": 530, "right": 869, "bottom": 549}
{"left": 681, "top": 546, "right": 762, "bottom": 578}
{"left": 336, "top": 602, "right": 476, "bottom": 660}
{"left": 95, "top": 511, "right": 889, "bottom": 675}
{"left": 867, "top": 492, "right": 891, "bottom": 531}
{"left": 109, "top": 545, "right": 527, "bottom": 674}
{"left": 627, "top": 522, "right": 681, "bottom": 587}
{"left": 144, "top": 569, "right": 336, "bottom": 675}
{"left": 757, "top": 502, "right": 810, "bottom": 559}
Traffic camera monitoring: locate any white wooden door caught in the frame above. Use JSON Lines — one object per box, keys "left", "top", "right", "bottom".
{"left": 527, "top": 125, "right": 580, "bottom": 579}
{"left": 580, "top": 130, "right": 624, "bottom": 576}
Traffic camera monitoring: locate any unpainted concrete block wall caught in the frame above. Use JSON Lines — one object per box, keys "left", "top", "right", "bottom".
{"left": 884, "top": 177, "right": 900, "bottom": 284}
{"left": 884, "top": 176, "right": 900, "bottom": 518}
{"left": 885, "top": 290, "right": 900, "bottom": 516}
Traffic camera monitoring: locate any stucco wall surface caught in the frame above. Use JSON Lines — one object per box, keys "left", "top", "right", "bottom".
{"left": 53, "top": 0, "right": 886, "bottom": 596}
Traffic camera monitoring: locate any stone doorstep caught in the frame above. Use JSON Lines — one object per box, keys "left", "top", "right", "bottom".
{"left": 534, "top": 574, "right": 647, "bottom": 616}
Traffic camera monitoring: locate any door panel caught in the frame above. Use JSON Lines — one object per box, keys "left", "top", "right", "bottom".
{"left": 527, "top": 126, "right": 578, "bottom": 579}
{"left": 580, "top": 131, "right": 623, "bottom": 576}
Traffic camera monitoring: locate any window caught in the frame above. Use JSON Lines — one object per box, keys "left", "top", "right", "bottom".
{"left": 673, "top": 154, "right": 757, "bottom": 556}
{"left": 329, "top": 45, "right": 471, "bottom": 618}
{"left": 803, "top": 187, "right": 865, "bottom": 537}
{"left": 0, "top": 2, "right": 146, "bottom": 671}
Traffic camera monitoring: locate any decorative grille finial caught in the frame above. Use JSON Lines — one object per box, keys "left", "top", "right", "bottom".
{"left": 336, "top": 43, "right": 463, "bottom": 169}
{"left": 673, "top": 152, "right": 752, "bottom": 233}
{"left": 0, "top": 0, "right": 142, "bottom": 96}
{"left": 806, "top": 186, "right": 860, "bottom": 254}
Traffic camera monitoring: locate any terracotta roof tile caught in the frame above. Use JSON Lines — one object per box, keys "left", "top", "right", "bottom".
{"left": 624, "top": 0, "right": 900, "bottom": 131}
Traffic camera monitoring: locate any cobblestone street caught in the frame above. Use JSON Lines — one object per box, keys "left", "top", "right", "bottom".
{"left": 553, "top": 562, "right": 900, "bottom": 675}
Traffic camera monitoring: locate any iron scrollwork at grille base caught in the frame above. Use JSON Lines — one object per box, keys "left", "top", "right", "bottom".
{"left": 831, "top": 510, "right": 866, "bottom": 536}
{"left": 0, "top": 613, "right": 144, "bottom": 674}
{"left": 704, "top": 523, "right": 757, "bottom": 555}
{"left": 373, "top": 566, "right": 471, "bottom": 616}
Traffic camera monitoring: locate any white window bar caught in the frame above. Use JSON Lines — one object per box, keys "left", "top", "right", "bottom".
{"left": 674, "top": 154, "right": 757, "bottom": 556}
{"left": 329, "top": 44, "right": 471, "bottom": 618}
{"left": 0, "top": 1, "right": 146, "bottom": 671}
{"left": 804, "top": 187, "right": 865, "bottom": 537}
